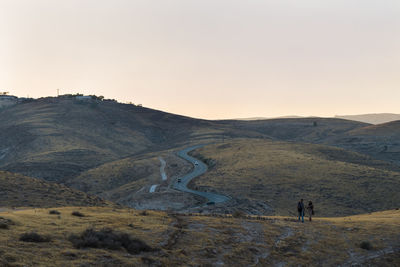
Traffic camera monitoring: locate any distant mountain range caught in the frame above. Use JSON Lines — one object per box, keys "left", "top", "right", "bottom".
{"left": 335, "top": 113, "right": 400, "bottom": 125}
{"left": 235, "top": 113, "right": 400, "bottom": 125}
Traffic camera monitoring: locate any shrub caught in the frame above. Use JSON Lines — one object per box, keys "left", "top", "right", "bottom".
{"left": 49, "top": 210, "right": 61, "bottom": 215}
{"left": 69, "top": 228, "right": 153, "bottom": 255}
{"left": 139, "top": 210, "right": 148, "bottom": 216}
{"left": 71, "top": 211, "right": 85, "bottom": 217}
{"left": 360, "top": 241, "right": 373, "bottom": 250}
{"left": 19, "top": 232, "right": 50, "bottom": 243}
{"left": 0, "top": 217, "right": 15, "bottom": 229}
{"left": 232, "top": 210, "right": 246, "bottom": 218}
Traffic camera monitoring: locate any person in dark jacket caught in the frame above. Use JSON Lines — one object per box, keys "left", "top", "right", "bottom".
{"left": 297, "top": 199, "right": 305, "bottom": 223}
{"left": 307, "top": 201, "right": 314, "bottom": 221}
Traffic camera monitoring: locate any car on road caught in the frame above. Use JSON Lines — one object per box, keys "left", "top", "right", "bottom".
{"left": 177, "top": 178, "right": 181, "bottom": 183}
{"left": 194, "top": 161, "right": 198, "bottom": 165}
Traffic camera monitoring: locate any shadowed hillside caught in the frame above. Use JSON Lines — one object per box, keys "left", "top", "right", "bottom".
{"left": 221, "top": 118, "right": 400, "bottom": 166}
{"left": 0, "top": 171, "right": 110, "bottom": 208}
{"left": 325, "top": 120, "right": 400, "bottom": 165}
{"left": 0, "top": 96, "right": 228, "bottom": 181}
{"left": 218, "top": 118, "right": 369, "bottom": 143}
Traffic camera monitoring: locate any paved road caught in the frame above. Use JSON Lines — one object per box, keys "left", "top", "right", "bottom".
{"left": 173, "top": 145, "right": 230, "bottom": 203}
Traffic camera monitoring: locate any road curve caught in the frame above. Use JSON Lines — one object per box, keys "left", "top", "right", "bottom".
{"left": 173, "top": 145, "right": 230, "bottom": 203}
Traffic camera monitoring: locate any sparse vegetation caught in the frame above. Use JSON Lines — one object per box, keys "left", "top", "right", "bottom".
{"left": 191, "top": 139, "right": 400, "bottom": 216}
{"left": 360, "top": 241, "right": 373, "bottom": 250}
{"left": 139, "top": 210, "right": 148, "bottom": 216}
{"left": 0, "top": 207, "right": 398, "bottom": 266}
{"left": 71, "top": 211, "right": 85, "bottom": 217}
{"left": 0, "top": 171, "right": 111, "bottom": 208}
{"left": 19, "top": 232, "right": 50, "bottom": 243}
{"left": 49, "top": 210, "right": 61, "bottom": 215}
{"left": 232, "top": 210, "right": 246, "bottom": 218}
{"left": 0, "top": 217, "right": 14, "bottom": 229}
{"left": 69, "top": 227, "right": 153, "bottom": 254}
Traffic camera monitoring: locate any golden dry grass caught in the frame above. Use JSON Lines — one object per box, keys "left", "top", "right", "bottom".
{"left": 189, "top": 138, "right": 400, "bottom": 216}
{"left": 0, "top": 171, "right": 110, "bottom": 208}
{"left": 0, "top": 207, "right": 398, "bottom": 266}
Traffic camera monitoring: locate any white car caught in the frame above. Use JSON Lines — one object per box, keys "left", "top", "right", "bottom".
{"left": 194, "top": 161, "right": 199, "bottom": 165}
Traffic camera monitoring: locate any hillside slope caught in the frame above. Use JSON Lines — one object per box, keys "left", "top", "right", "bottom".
{"left": 0, "top": 96, "right": 228, "bottom": 182}
{"left": 189, "top": 139, "right": 400, "bottom": 216}
{"left": 0, "top": 171, "right": 109, "bottom": 208}
{"left": 222, "top": 118, "right": 400, "bottom": 166}
{"left": 335, "top": 113, "right": 400, "bottom": 124}
{"left": 325, "top": 120, "right": 400, "bottom": 165}
{"left": 219, "top": 118, "right": 369, "bottom": 143}
{"left": 0, "top": 207, "right": 398, "bottom": 266}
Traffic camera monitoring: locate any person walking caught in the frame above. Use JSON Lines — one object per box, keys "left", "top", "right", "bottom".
{"left": 307, "top": 201, "right": 314, "bottom": 221}
{"left": 297, "top": 199, "right": 305, "bottom": 223}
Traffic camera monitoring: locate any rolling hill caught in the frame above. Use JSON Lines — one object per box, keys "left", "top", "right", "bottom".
{"left": 218, "top": 117, "right": 369, "bottom": 143}
{"left": 335, "top": 113, "right": 400, "bottom": 124}
{"left": 1, "top": 95, "right": 400, "bottom": 217}
{"left": 0, "top": 96, "right": 229, "bottom": 182}
{"left": 189, "top": 139, "right": 400, "bottom": 216}
{"left": 0, "top": 171, "right": 110, "bottom": 208}
{"left": 325, "top": 120, "right": 400, "bottom": 165}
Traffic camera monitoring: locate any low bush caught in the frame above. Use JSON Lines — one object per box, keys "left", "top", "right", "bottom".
{"left": 19, "top": 232, "right": 50, "bottom": 243}
{"left": 69, "top": 228, "right": 153, "bottom": 254}
{"left": 360, "top": 241, "right": 373, "bottom": 250}
{"left": 71, "top": 211, "right": 84, "bottom": 217}
{"left": 232, "top": 210, "right": 246, "bottom": 218}
{"left": 49, "top": 210, "right": 61, "bottom": 215}
{"left": 139, "top": 210, "right": 148, "bottom": 216}
{"left": 0, "top": 217, "right": 15, "bottom": 229}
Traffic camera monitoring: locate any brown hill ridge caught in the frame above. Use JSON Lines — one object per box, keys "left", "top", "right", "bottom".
{"left": 0, "top": 171, "right": 110, "bottom": 208}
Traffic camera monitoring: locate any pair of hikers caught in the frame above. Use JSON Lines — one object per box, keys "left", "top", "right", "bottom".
{"left": 297, "top": 199, "right": 314, "bottom": 222}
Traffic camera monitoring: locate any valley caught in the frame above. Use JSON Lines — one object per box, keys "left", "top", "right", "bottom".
{"left": 1, "top": 96, "right": 400, "bottom": 265}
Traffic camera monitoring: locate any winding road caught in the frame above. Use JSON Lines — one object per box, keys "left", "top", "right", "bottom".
{"left": 173, "top": 145, "right": 230, "bottom": 203}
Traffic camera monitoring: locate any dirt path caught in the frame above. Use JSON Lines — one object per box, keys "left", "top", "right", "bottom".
{"left": 149, "top": 157, "right": 168, "bottom": 193}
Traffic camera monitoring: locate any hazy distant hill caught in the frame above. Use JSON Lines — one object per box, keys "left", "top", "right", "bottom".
{"left": 335, "top": 113, "right": 400, "bottom": 124}
{"left": 219, "top": 117, "right": 369, "bottom": 143}
{"left": 234, "top": 115, "right": 304, "bottom": 120}
{"left": 325, "top": 120, "right": 400, "bottom": 164}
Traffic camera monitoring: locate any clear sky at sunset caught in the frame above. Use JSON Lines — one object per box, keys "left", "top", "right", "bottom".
{"left": 1, "top": 0, "right": 399, "bottom": 119}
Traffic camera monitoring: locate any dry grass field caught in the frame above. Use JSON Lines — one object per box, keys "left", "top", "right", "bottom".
{"left": 0, "top": 171, "right": 110, "bottom": 208}
{"left": 189, "top": 139, "right": 400, "bottom": 216}
{"left": 0, "top": 207, "right": 398, "bottom": 266}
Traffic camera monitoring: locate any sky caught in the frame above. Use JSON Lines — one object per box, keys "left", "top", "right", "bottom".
{"left": 0, "top": 0, "right": 399, "bottom": 119}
